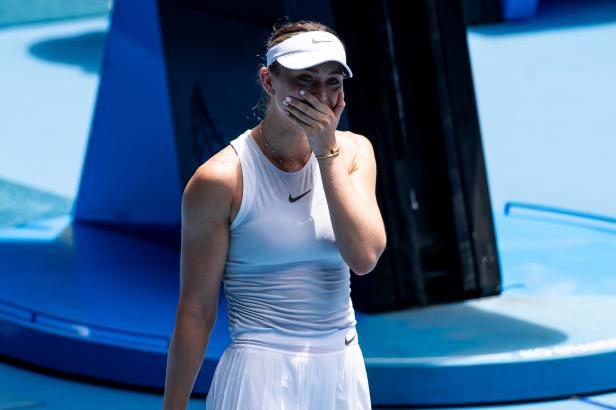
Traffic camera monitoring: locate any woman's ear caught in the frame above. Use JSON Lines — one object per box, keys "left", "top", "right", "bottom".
{"left": 259, "top": 66, "right": 274, "bottom": 96}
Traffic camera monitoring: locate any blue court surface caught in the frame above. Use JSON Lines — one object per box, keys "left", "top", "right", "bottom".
{"left": 1, "top": 1, "right": 616, "bottom": 409}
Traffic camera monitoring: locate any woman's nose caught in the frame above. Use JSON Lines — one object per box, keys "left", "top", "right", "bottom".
{"left": 310, "top": 84, "right": 328, "bottom": 102}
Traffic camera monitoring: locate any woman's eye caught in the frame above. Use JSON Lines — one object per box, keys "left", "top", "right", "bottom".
{"left": 327, "top": 78, "right": 341, "bottom": 85}
{"left": 298, "top": 75, "right": 312, "bottom": 82}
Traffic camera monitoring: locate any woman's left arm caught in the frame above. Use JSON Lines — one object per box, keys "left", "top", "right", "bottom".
{"left": 285, "top": 89, "right": 387, "bottom": 275}
{"left": 316, "top": 134, "right": 387, "bottom": 275}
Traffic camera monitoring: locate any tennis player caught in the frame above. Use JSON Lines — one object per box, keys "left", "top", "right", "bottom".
{"left": 163, "top": 20, "right": 387, "bottom": 410}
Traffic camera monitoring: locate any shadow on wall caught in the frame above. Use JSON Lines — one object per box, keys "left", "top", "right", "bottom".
{"left": 28, "top": 30, "right": 107, "bottom": 74}
{"left": 472, "top": 0, "right": 616, "bottom": 35}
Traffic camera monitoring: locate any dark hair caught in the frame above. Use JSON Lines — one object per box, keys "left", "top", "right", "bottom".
{"left": 252, "top": 19, "right": 341, "bottom": 121}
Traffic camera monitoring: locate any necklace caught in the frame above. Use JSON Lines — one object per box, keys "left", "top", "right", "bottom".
{"left": 258, "top": 123, "right": 311, "bottom": 168}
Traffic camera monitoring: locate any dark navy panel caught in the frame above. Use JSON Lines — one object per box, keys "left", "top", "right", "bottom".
{"left": 157, "top": 1, "right": 274, "bottom": 185}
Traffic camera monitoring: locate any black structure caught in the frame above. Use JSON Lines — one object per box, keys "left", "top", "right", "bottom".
{"left": 461, "top": 0, "right": 503, "bottom": 25}
{"left": 331, "top": 0, "right": 501, "bottom": 311}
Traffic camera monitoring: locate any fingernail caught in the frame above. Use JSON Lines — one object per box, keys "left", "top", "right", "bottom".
{"left": 299, "top": 89, "right": 305, "bottom": 96}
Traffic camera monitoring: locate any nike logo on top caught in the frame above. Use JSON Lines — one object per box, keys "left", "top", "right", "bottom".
{"left": 289, "top": 189, "right": 312, "bottom": 202}
{"left": 312, "top": 39, "right": 333, "bottom": 43}
{"left": 345, "top": 333, "right": 356, "bottom": 346}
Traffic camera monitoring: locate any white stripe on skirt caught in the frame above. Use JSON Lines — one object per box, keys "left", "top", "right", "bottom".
{"left": 205, "top": 327, "right": 371, "bottom": 409}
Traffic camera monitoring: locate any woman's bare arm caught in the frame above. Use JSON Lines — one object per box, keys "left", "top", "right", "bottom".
{"left": 162, "top": 156, "right": 235, "bottom": 410}
{"left": 317, "top": 132, "right": 387, "bottom": 275}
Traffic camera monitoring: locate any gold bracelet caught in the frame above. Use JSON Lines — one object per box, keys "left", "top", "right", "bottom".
{"left": 315, "top": 145, "right": 341, "bottom": 159}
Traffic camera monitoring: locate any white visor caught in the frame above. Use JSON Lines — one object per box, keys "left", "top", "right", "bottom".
{"left": 266, "top": 31, "right": 353, "bottom": 78}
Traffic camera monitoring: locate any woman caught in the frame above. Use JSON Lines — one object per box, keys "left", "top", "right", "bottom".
{"left": 163, "top": 20, "right": 387, "bottom": 410}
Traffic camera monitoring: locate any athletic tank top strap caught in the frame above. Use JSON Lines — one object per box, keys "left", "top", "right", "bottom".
{"left": 228, "top": 130, "right": 257, "bottom": 231}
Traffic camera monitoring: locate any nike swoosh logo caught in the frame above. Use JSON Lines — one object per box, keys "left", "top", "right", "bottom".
{"left": 345, "top": 334, "right": 356, "bottom": 346}
{"left": 289, "top": 189, "right": 311, "bottom": 202}
{"left": 312, "top": 39, "right": 333, "bottom": 43}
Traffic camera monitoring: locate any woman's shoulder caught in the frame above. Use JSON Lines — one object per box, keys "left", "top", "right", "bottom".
{"left": 191, "top": 145, "right": 239, "bottom": 187}
{"left": 183, "top": 145, "right": 240, "bottom": 219}
{"left": 336, "top": 130, "right": 372, "bottom": 147}
{"left": 335, "top": 130, "right": 372, "bottom": 173}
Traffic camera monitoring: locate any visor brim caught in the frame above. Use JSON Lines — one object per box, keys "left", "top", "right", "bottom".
{"left": 276, "top": 53, "right": 353, "bottom": 78}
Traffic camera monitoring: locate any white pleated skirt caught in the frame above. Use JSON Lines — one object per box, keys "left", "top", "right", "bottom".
{"left": 205, "top": 327, "right": 371, "bottom": 410}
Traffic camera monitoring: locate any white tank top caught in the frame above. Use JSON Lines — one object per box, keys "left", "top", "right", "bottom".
{"left": 223, "top": 129, "right": 357, "bottom": 339}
